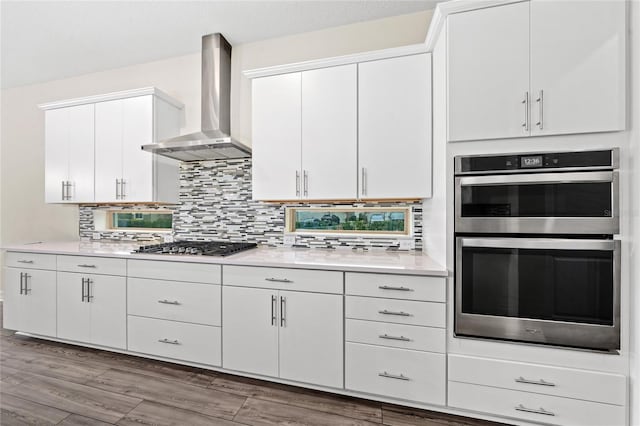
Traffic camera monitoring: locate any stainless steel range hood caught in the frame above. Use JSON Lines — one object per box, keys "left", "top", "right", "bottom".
{"left": 142, "top": 33, "right": 251, "bottom": 161}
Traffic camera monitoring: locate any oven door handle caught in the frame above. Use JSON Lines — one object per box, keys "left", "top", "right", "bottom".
{"left": 459, "top": 237, "right": 617, "bottom": 251}
{"left": 458, "top": 171, "right": 614, "bottom": 187}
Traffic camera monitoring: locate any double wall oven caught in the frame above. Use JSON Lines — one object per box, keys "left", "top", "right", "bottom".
{"left": 454, "top": 149, "right": 620, "bottom": 352}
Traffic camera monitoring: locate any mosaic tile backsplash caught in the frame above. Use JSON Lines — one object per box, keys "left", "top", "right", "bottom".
{"left": 79, "top": 158, "right": 423, "bottom": 250}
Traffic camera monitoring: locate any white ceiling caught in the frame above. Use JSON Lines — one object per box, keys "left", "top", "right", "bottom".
{"left": 1, "top": 0, "right": 438, "bottom": 89}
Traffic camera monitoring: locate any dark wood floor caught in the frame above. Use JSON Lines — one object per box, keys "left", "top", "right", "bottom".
{"left": 0, "top": 304, "right": 504, "bottom": 426}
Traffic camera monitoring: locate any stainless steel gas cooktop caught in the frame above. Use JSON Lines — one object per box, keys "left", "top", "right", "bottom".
{"left": 133, "top": 241, "right": 257, "bottom": 256}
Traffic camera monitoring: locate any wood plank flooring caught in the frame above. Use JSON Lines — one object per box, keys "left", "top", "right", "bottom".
{"left": 0, "top": 304, "right": 507, "bottom": 425}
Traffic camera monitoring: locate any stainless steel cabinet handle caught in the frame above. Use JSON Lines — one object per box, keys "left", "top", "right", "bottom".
{"left": 378, "top": 310, "right": 412, "bottom": 317}
{"left": 62, "top": 181, "right": 66, "bottom": 200}
{"left": 361, "top": 167, "right": 367, "bottom": 196}
{"left": 158, "top": 338, "right": 181, "bottom": 345}
{"left": 81, "top": 277, "right": 87, "bottom": 302}
{"left": 379, "top": 334, "right": 411, "bottom": 342}
{"left": 515, "top": 404, "right": 555, "bottom": 417}
{"left": 77, "top": 264, "right": 96, "bottom": 268}
{"left": 86, "top": 278, "right": 93, "bottom": 301}
{"left": 17, "top": 260, "right": 34, "bottom": 264}
{"left": 271, "top": 295, "right": 277, "bottom": 326}
{"left": 22, "top": 273, "right": 31, "bottom": 294}
{"left": 378, "top": 285, "right": 413, "bottom": 292}
{"left": 158, "top": 299, "right": 180, "bottom": 305}
{"left": 265, "top": 277, "right": 293, "bottom": 283}
{"left": 19, "top": 272, "right": 25, "bottom": 295}
{"left": 295, "top": 171, "right": 300, "bottom": 197}
{"left": 303, "top": 170, "right": 308, "bottom": 197}
{"left": 121, "top": 180, "right": 127, "bottom": 199}
{"left": 379, "top": 371, "right": 410, "bottom": 381}
{"left": 522, "top": 91, "right": 529, "bottom": 131}
{"left": 536, "top": 90, "right": 544, "bottom": 130}
{"left": 515, "top": 376, "right": 556, "bottom": 387}
{"left": 280, "top": 296, "right": 286, "bottom": 327}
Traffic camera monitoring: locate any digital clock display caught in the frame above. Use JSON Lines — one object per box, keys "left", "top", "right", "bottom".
{"left": 521, "top": 155, "right": 543, "bottom": 168}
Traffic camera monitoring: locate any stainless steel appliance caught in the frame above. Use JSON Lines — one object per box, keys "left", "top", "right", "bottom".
{"left": 454, "top": 149, "right": 621, "bottom": 352}
{"left": 133, "top": 241, "right": 257, "bottom": 256}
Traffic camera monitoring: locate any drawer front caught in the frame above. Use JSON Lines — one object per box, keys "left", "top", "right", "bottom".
{"left": 448, "top": 381, "right": 625, "bottom": 426}
{"left": 6, "top": 252, "right": 56, "bottom": 270}
{"left": 345, "top": 342, "right": 445, "bottom": 405}
{"left": 346, "top": 319, "right": 445, "bottom": 353}
{"left": 128, "top": 260, "right": 221, "bottom": 284}
{"left": 224, "top": 265, "right": 342, "bottom": 294}
{"left": 57, "top": 255, "right": 126, "bottom": 276}
{"left": 128, "top": 278, "right": 221, "bottom": 326}
{"left": 448, "top": 354, "right": 626, "bottom": 406}
{"left": 346, "top": 296, "right": 445, "bottom": 328}
{"left": 345, "top": 273, "right": 445, "bottom": 302}
{"left": 128, "top": 315, "right": 221, "bottom": 366}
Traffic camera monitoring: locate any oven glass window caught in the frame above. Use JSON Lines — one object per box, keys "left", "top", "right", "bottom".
{"left": 461, "top": 247, "right": 614, "bottom": 325}
{"left": 461, "top": 182, "right": 611, "bottom": 217}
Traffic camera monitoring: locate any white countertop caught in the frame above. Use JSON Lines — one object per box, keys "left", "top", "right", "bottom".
{"left": 3, "top": 241, "right": 448, "bottom": 277}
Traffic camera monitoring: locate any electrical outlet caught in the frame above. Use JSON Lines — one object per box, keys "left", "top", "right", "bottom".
{"left": 399, "top": 240, "right": 414, "bottom": 250}
{"left": 92, "top": 233, "right": 101, "bottom": 240}
{"left": 283, "top": 234, "right": 296, "bottom": 247}
{"left": 163, "top": 234, "right": 175, "bottom": 243}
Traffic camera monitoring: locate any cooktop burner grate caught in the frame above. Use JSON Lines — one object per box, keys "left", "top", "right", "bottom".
{"left": 133, "top": 241, "right": 257, "bottom": 256}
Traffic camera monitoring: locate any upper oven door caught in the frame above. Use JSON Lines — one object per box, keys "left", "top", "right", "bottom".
{"left": 455, "top": 171, "right": 619, "bottom": 234}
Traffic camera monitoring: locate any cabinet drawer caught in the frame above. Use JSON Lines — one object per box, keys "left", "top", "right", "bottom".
{"left": 128, "top": 316, "right": 221, "bottom": 366}
{"left": 449, "top": 354, "right": 626, "bottom": 406}
{"left": 346, "top": 296, "right": 445, "bottom": 328}
{"left": 346, "top": 319, "right": 445, "bottom": 353}
{"left": 57, "top": 255, "right": 126, "bottom": 276}
{"left": 224, "top": 265, "right": 342, "bottom": 294}
{"left": 345, "top": 273, "right": 445, "bottom": 302}
{"left": 6, "top": 252, "right": 56, "bottom": 270}
{"left": 128, "top": 278, "right": 221, "bottom": 326}
{"left": 345, "top": 342, "right": 445, "bottom": 405}
{"left": 127, "top": 260, "right": 221, "bottom": 284}
{"left": 448, "top": 381, "right": 625, "bottom": 426}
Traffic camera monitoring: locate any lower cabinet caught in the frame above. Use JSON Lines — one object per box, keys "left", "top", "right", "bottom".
{"left": 3, "top": 267, "right": 56, "bottom": 337}
{"left": 57, "top": 272, "right": 126, "bottom": 349}
{"left": 223, "top": 285, "right": 343, "bottom": 388}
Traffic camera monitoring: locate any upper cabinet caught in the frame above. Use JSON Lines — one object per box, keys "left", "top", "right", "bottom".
{"left": 249, "top": 48, "right": 431, "bottom": 201}
{"left": 40, "top": 88, "right": 183, "bottom": 204}
{"left": 447, "top": 0, "right": 626, "bottom": 142}
{"left": 359, "top": 54, "right": 431, "bottom": 200}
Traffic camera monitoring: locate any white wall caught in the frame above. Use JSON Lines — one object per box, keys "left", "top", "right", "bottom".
{"left": 0, "top": 10, "right": 433, "bottom": 295}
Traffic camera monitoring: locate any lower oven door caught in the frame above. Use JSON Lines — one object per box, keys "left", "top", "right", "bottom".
{"left": 455, "top": 237, "right": 620, "bottom": 351}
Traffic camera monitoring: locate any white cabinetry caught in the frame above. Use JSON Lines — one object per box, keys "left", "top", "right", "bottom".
{"left": 3, "top": 257, "right": 57, "bottom": 337}
{"left": 40, "top": 88, "right": 183, "bottom": 203}
{"left": 44, "top": 104, "right": 95, "bottom": 203}
{"left": 249, "top": 49, "right": 431, "bottom": 201}
{"left": 223, "top": 266, "right": 343, "bottom": 388}
{"left": 447, "top": 0, "right": 626, "bottom": 141}
{"left": 56, "top": 256, "right": 127, "bottom": 349}
{"left": 358, "top": 54, "right": 432, "bottom": 199}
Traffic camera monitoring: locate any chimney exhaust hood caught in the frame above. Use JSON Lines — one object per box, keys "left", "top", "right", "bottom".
{"left": 142, "top": 33, "right": 251, "bottom": 162}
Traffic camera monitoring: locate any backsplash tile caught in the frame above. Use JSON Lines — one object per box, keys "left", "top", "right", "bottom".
{"left": 80, "top": 158, "right": 423, "bottom": 250}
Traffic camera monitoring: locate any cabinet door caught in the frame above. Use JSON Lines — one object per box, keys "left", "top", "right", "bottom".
{"left": 95, "top": 99, "right": 123, "bottom": 202}
{"left": 252, "top": 73, "right": 302, "bottom": 200}
{"left": 57, "top": 272, "right": 91, "bottom": 342}
{"left": 447, "top": 2, "right": 530, "bottom": 141}
{"left": 222, "top": 286, "right": 279, "bottom": 377}
{"left": 301, "top": 65, "right": 357, "bottom": 200}
{"left": 530, "top": 0, "right": 626, "bottom": 136}
{"left": 122, "top": 96, "right": 154, "bottom": 202}
{"left": 359, "top": 54, "right": 432, "bottom": 199}
{"left": 3, "top": 268, "right": 26, "bottom": 331}
{"left": 278, "top": 291, "right": 343, "bottom": 388}
{"left": 67, "top": 104, "right": 95, "bottom": 202}
{"left": 44, "top": 108, "right": 69, "bottom": 203}
{"left": 89, "top": 275, "right": 126, "bottom": 349}
{"left": 22, "top": 269, "right": 57, "bottom": 336}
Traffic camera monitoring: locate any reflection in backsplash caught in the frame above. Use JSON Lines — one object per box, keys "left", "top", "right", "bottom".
{"left": 80, "top": 158, "right": 423, "bottom": 250}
